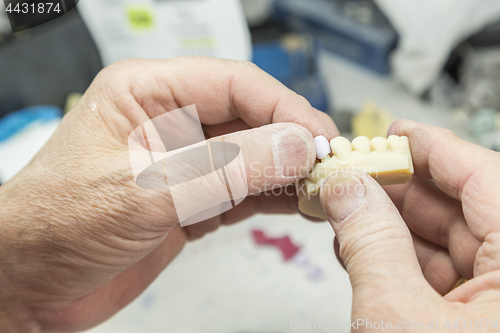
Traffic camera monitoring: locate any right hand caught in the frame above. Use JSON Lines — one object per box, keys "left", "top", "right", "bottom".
{"left": 0, "top": 57, "right": 337, "bottom": 333}
{"left": 320, "top": 120, "right": 500, "bottom": 332}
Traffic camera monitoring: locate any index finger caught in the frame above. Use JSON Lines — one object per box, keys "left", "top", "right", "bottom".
{"left": 100, "top": 56, "right": 337, "bottom": 140}
{"left": 388, "top": 119, "right": 500, "bottom": 238}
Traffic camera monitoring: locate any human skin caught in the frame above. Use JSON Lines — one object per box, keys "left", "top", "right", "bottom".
{"left": 321, "top": 120, "right": 500, "bottom": 332}
{"left": 0, "top": 57, "right": 339, "bottom": 332}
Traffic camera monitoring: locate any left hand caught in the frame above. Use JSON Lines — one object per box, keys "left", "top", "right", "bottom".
{"left": 321, "top": 120, "right": 500, "bottom": 332}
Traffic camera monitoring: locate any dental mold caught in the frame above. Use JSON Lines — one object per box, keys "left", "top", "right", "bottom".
{"left": 297, "top": 135, "right": 414, "bottom": 219}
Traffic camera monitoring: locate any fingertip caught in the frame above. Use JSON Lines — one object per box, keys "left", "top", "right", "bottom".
{"left": 315, "top": 109, "right": 340, "bottom": 139}
{"left": 277, "top": 94, "right": 335, "bottom": 140}
{"left": 320, "top": 170, "right": 367, "bottom": 225}
{"left": 387, "top": 119, "right": 414, "bottom": 136}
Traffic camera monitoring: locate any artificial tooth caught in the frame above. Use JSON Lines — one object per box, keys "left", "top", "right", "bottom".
{"left": 351, "top": 136, "right": 371, "bottom": 155}
{"left": 330, "top": 136, "right": 352, "bottom": 161}
{"left": 388, "top": 135, "right": 409, "bottom": 154}
{"left": 314, "top": 136, "right": 332, "bottom": 160}
{"left": 371, "top": 137, "right": 388, "bottom": 153}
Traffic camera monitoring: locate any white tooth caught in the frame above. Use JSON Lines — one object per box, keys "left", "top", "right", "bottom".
{"left": 388, "top": 135, "right": 409, "bottom": 154}
{"left": 314, "top": 136, "right": 331, "bottom": 160}
{"left": 330, "top": 136, "right": 352, "bottom": 161}
{"left": 371, "top": 137, "right": 388, "bottom": 153}
{"left": 351, "top": 136, "right": 371, "bottom": 155}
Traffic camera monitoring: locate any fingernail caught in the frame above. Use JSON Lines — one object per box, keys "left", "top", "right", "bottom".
{"left": 320, "top": 173, "right": 366, "bottom": 224}
{"left": 273, "top": 127, "right": 312, "bottom": 178}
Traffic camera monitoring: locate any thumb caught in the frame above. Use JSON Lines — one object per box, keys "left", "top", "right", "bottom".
{"left": 320, "top": 170, "right": 431, "bottom": 297}
{"left": 133, "top": 123, "right": 316, "bottom": 226}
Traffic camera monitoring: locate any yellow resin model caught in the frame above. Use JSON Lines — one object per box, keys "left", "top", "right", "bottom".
{"left": 297, "top": 135, "right": 414, "bottom": 219}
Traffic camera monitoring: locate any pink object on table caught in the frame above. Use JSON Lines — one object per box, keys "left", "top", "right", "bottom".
{"left": 251, "top": 229, "right": 301, "bottom": 261}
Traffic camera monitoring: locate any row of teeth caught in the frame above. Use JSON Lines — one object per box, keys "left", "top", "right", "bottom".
{"left": 314, "top": 135, "right": 410, "bottom": 161}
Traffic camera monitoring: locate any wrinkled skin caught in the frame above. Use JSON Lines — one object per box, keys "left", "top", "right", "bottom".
{"left": 4, "top": 55, "right": 500, "bottom": 333}
{"left": 0, "top": 57, "right": 338, "bottom": 332}
{"left": 322, "top": 120, "right": 500, "bottom": 332}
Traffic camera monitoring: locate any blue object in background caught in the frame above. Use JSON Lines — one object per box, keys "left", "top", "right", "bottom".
{"left": 253, "top": 41, "right": 296, "bottom": 87}
{"left": 0, "top": 106, "right": 62, "bottom": 143}
{"left": 273, "top": 0, "right": 398, "bottom": 75}
{"left": 253, "top": 37, "right": 330, "bottom": 112}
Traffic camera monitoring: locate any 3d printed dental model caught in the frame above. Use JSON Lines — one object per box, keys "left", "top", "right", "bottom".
{"left": 297, "top": 135, "right": 414, "bottom": 219}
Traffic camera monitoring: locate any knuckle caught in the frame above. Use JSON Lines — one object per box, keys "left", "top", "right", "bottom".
{"left": 438, "top": 127, "right": 458, "bottom": 139}
{"left": 388, "top": 119, "right": 405, "bottom": 134}
{"left": 111, "top": 58, "right": 139, "bottom": 70}
{"left": 96, "top": 59, "right": 138, "bottom": 81}
{"left": 239, "top": 60, "right": 259, "bottom": 70}
{"left": 295, "top": 94, "right": 310, "bottom": 106}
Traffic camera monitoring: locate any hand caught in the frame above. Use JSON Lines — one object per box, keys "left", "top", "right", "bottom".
{"left": 320, "top": 120, "right": 500, "bottom": 332}
{"left": 0, "top": 57, "right": 338, "bottom": 332}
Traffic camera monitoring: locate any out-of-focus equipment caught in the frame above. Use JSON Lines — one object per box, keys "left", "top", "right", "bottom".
{"left": 252, "top": 33, "right": 330, "bottom": 112}
{"left": 241, "top": 0, "right": 274, "bottom": 27}
{"left": 0, "top": 106, "right": 61, "bottom": 143}
{"left": 352, "top": 102, "right": 394, "bottom": 139}
{"left": 3, "top": 0, "right": 79, "bottom": 33}
{"left": 273, "top": 0, "right": 397, "bottom": 74}
{"left": 64, "top": 93, "right": 82, "bottom": 113}
{"left": 0, "top": 105, "right": 61, "bottom": 183}
{"left": 0, "top": 11, "right": 102, "bottom": 119}
{"left": 432, "top": 46, "right": 500, "bottom": 151}
{"left": 0, "top": 1, "right": 12, "bottom": 39}
{"left": 375, "top": 0, "right": 500, "bottom": 95}
{"left": 78, "top": 0, "right": 251, "bottom": 66}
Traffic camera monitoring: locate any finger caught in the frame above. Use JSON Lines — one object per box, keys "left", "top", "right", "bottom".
{"left": 203, "top": 119, "right": 251, "bottom": 139}
{"left": 444, "top": 270, "right": 500, "bottom": 303}
{"left": 183, "top": 219, "right": 222, "bottom": 241}
{"left": 138, "top": 123, "right": 315, "bottom": 226}
{"left": 389, "top": 120, "right": 500, "bottom": 239}
{"left": 384, "top": 177, "right": 481, "bottom": 279}
{"left": 413, "top": 233, "right": 461, "bottom": 295}
{"left": 101, "top": 57, "right": 335, "bottom": 140}
{"left": 206, "top": 123, "right": 315, "bottom": 192}
{"left": 184, "top": 183, "right": 328, "bottom": 240}
{"left": 202, "top": 110, "right": 339, "bottom": 139}
{"left": 184, "top": 186, "right": 299, "bottom": 240}
{"left": 315, "top": 109, "right": 340, "bottom": 137}
{"left": 333, "top": 237, "right": 346, "bottom": 271}
{"left": 320, "top": 169, "right": 436, "bottom": 301}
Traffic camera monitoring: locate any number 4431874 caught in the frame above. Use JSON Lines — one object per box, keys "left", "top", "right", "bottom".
{"left": 6, "top": 3, "right": 62, "bottom": 14}
{"left": 444, "top": 319, "right": 498, "bottom": 330}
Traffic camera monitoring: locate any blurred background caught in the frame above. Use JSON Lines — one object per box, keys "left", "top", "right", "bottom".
{"left": 1, "top": 0, "right": 500, "bottom": 332}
